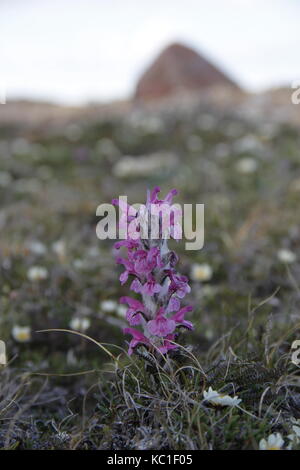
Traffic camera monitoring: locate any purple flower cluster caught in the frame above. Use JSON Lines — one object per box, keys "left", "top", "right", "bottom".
{"left": 112, "top": 187, "right": 193, "bottom": 355}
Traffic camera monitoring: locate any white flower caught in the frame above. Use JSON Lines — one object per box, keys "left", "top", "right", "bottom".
{"left": 234, "top": 135, "right": 261, "bottom": 153}
{"left": 292, "top": 424, "right": 300, "bottom": 438}
{"left": 287, "top": 419, "right": 300, "bottom": 448}
{"left": 100, "top": 300, "right": 118, "bottom": 312}
{"left": 201, "top": 285, "right": 216, "bottom": 298}
{"left": 259, "top": 433, "right": 284, "bottom": 450}
{"left": 204, "top": 329, "right": 214, "bottom": 340}
{"left": 235, "top": 157, "right": 258, "bottom": 174}
{"left": 73, "top": 258, "right": 93, "bottom": 271}
{"left": 190, "top": 263, "right": 213, "bottom": 282}
{"left": 27, "top": 241, "right": 47, "bottom": 255}
{"left": 73, "top": 259, "right": 85, "bottom": 270}
{"left": 27, "top": 266, "right": 48, "bottom": 281}
{"left": 87, "top": 246, "right": 100, "bottom": 258}
{"left": 116, "top": 305, "right": 127, "bottom": 318}
{"left": 56, "top": 431, "right": 70, "bottom": 443}
{"left": 52, "top": 240, "right": 66, "bottom": 259}
{"left": 288, "top": 429, "right": 300, "bottom": 448}
{"left": 0, "top": 340, "right": 7, "bottom": 365}
{"left": 69, "top": 317, "right": 90, "bottom": 332}
{"left": 66, "top": 349, "right": 77, "bottom": 366}
{"left": 12, "top": 326, "right": 31, "bottom": 343}
{"left": 277, "top": 249, "right": 297, "bottom": 264}
{"left": 203, "top": 387, "right": 241, "bottom": 407}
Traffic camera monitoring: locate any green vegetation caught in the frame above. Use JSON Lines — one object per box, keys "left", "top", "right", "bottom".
{"left": 0, "top": 102, "right": 300, "bottom": 449}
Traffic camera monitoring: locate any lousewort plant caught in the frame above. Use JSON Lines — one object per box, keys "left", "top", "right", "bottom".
{"left": 112, "top": 187, "right": 193, "bottom": 355}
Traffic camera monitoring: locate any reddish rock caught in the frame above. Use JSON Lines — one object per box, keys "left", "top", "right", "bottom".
{"left": 135, "top": 42, "right": 239, "bottom": 101}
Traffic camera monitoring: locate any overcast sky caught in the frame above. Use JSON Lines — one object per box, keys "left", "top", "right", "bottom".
{"left": 0, "top": 0, "right": 299, "bottom": 104}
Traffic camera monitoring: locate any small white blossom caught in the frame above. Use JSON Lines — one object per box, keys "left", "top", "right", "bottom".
{"left": 234, "top": 135, "right": 261, "bottom": 153}
{"left": 87, "top": 246, "right": 100, "bottom": 258}
{"left": 259, "top": 433, "right": 284, "bottom": 450}
{"left": 190, "top": 263, "right": 213, "bottom": 282}
{"left": 116, "top": 305, "right": 127, "bottom": 318}
{"left": 66, "top": 349, "right": 77, "bottom": 366}
{"left": 12, "top": 325, "right": 31, "bottom": 343}
{"left": 52, "top": 240, "right": 66, "bottom": 259}
{"left": 73, "top": 259, "right": 85, "bottom": 270}
{"left": 235, "top": 157, "right": 258, "bottom": 174}
{"left": 277, "top": 249, "right": 297, "bottom": 264}
{"left": 27, "top": 266, "right": 48, "bottom": 281}
{"left": 100, "top": 300, "right": 118, "bottom": 312}
{"left": 203, "top": 387, "right": 241, "bottom": 407}
{"left": 0, "top": 340, "right": 7, "bottom": 365}
{"left": 69, "top": 317, "right": 90, "bottom": 332}
{"left": 27, "top": 241, "right": 47, "bottom": 255}
{"left": 55, "top": 431, "right": 70, "bottom": 443}
{"left": 291, "top": 423, "right": 300, "bottom": 438}
{"left": 204, "top": 329, "right": 214, "bottom": 340}
{"left": 287, "top": 419, "right": 300, "bottom": 449}
{"left": 201, "top": 285, "right": 216, "bottom": 298}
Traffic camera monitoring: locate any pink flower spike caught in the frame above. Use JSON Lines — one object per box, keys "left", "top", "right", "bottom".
{"left": 172, "top": 305, "right": 194, "bottom": 330}
{"left": 123, "top": 328, "right": 150, "bottom": 355}
{"left": 130, "top": 278, "right": 142, "bottom": 293}
{"left": 114, "top": 240, "right": 140, "bottom": 250}
{"left": 147, "top": 308, "right": 176, "bottom": 337}
{"left": 159, "top": 334, "right": 178, "bottom": 354}
{"left": 169, "top": 272, "right": 191, "bottom": 299}
{"left": 120, "top": 297, "right": 145, "bottom": 326}
{"left": 149, "top": 186, "right": 161, "bottom": 204}
{"left": 120, "top": 270, "right": 129, "bottom": 284}
{"left": 164, "top": 188, "right": 178, "bottom": 204}
{"left": 133, "top": 247, "right": 160, "bottom": 275}
{"left": 120, "top": 296, "right": 144, "bottom": 309}
{"left": 113, "top": 188, "right": 194, "bottom": 356}
{"left": 116, "top": 257, "right": 135, "bottom": 285}
{"left": 142, "top": 277, "right": 161, "bottom": 296}
{"left": 166, "top": 296, "right": 181, "bottom": 313}
{"left": 112, "top": 198, "right": 137, "bottom": 216}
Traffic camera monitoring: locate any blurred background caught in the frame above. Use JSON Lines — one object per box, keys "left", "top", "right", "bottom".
{"left": 1, "top": 0, "right": 300, "bottom": 103}
{"left": 0, "top": 0, "right": 300, "bottom": 384}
